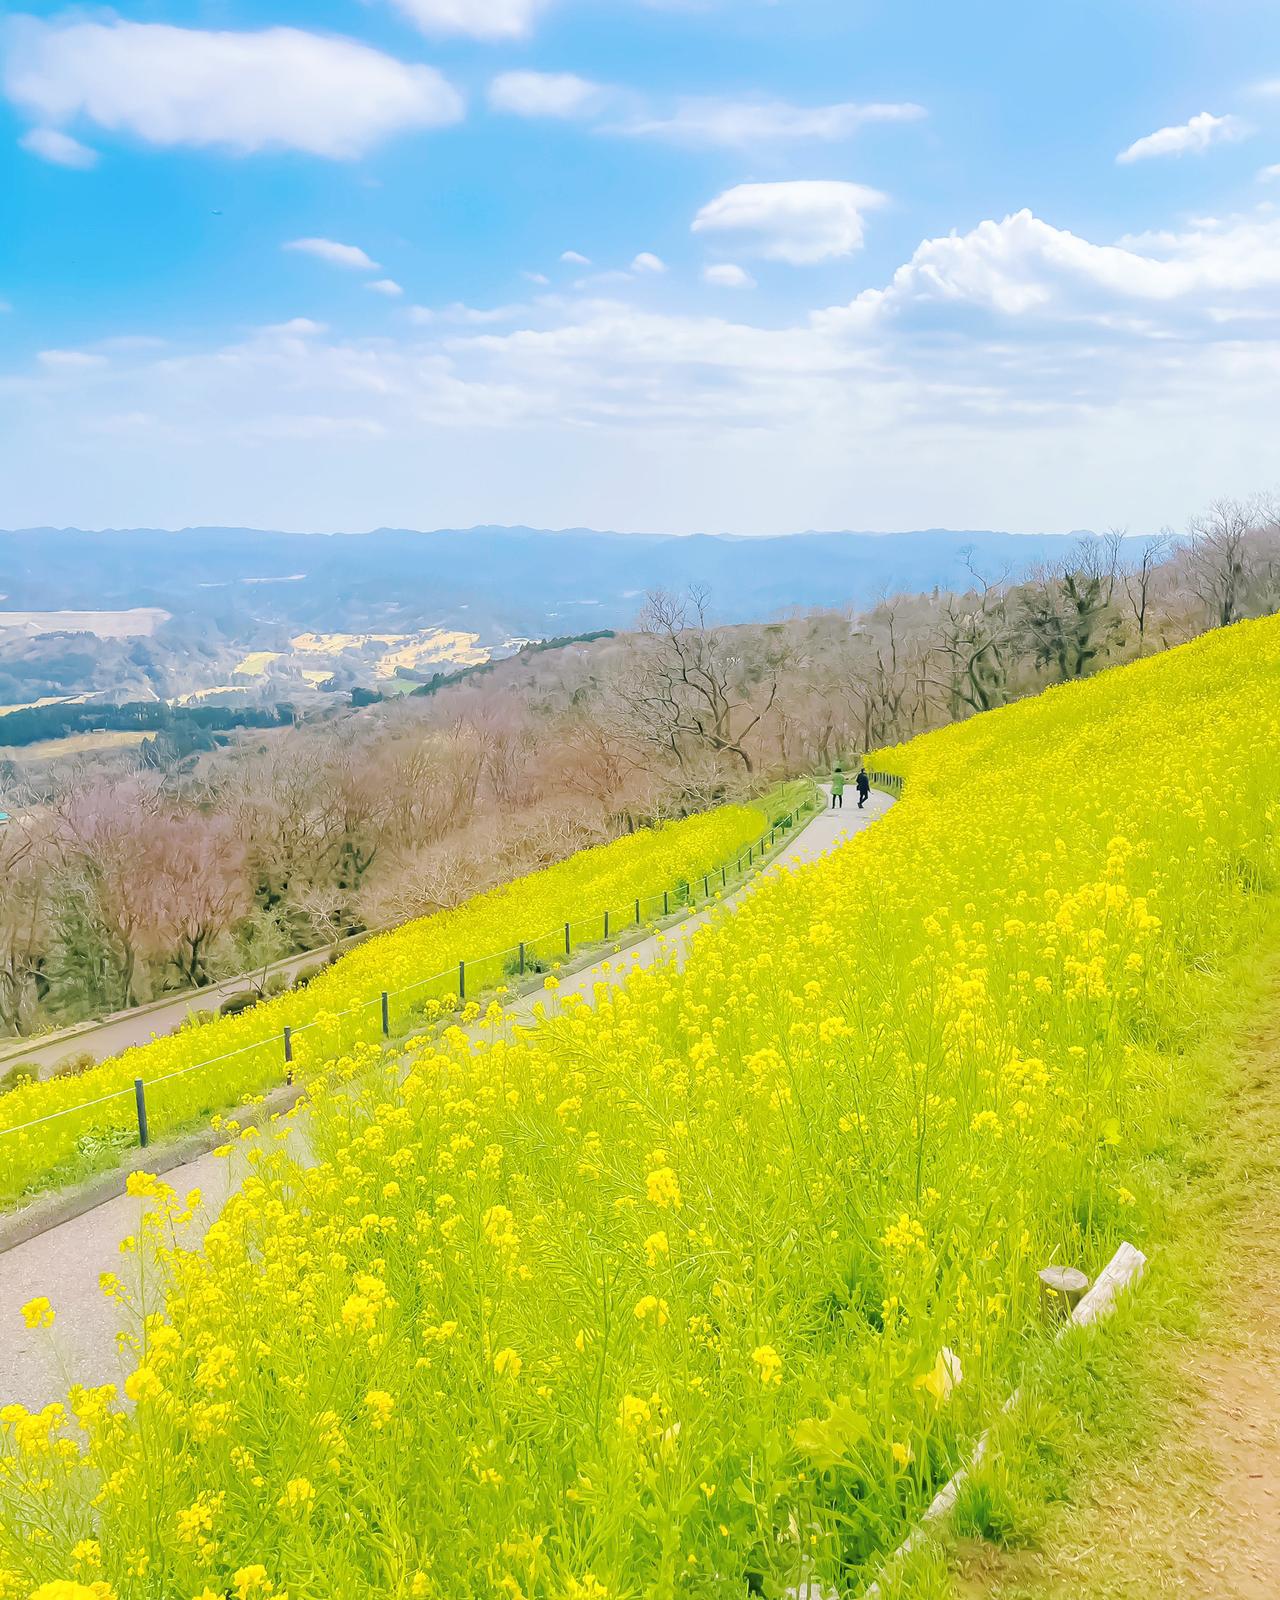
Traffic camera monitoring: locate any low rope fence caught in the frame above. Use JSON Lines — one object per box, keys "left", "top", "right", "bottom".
{"left": 0, "top": 790, "right": 821, "bottom": 1168}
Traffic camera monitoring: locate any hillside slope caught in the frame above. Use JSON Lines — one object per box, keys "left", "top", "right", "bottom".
{"left": 2, "top": 618, "right": 1277, "bottom": 1599}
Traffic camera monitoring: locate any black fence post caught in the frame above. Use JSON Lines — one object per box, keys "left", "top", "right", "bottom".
{"left": 564, "top": 922, "right": 571, "bottom": 957}
{"left": 703, "top": 874, "right": 709, "bottom": 899}
{"left": 721, "top": 864, "right": 727, "bottom": 887}
{"left": 459, "top": 960, "right": 466, "bottom": 1002}
{"left": 519, "top": 941, "right": 525, "bottom": 976}
{"left": 283, "top": 1026, "right": 293, "bottom": 1085}
{"left": 133, "top": 1078, "right": 149, "bottom": 1148}
{"left": 381, "top": 991, "right": 390, "bottom": 1037}
{"left": 663, "top": 889, "right": 669, "bottom": 916}
{"left": 634, "top": 898, "right": 641, "bottom": 926}
{"left": 604, "top": 909, "right": 610, "bottom": 941}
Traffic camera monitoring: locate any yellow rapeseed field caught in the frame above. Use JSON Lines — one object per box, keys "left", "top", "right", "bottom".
{"left": 0, "top": 801, "right": 775, "bottom": 1205}
{"left": 3, "top": 619, "right": 1278, "bottom": 1599}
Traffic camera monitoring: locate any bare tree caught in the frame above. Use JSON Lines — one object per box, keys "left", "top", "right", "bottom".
{"left": 0, "top": 798, "right": 54, "bottom": 1035}
{"left": 1106, "top": 527, "right": 1174, "bottom": 656}
{"left": 1185, "top": 496, "right": 1259, "bottom": 629}
{"left": 51, "top": 777, "right": 168, "bottom": 1009}
{"left": 617, "top": 588, "right": 793, "bottom": 776}
{"left": 150, "top": 811, "right": 251, "bottom": 987}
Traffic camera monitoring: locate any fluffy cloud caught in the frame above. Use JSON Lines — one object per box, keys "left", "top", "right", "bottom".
{"left": 631, "top": 252, "right": 666, "bottom": 274}
{"left": 3, "top": 16, "right": 464, "bottom": 159}
{"left": 387, "top": 0, "right": 548, "bottom": 40}
{"left": 560, "top": 250, "right": 591, "bottom": 265}
{"left": 488, "top": 70, "right": 606, "bottom": 118}
{"left": 1260, "top": 164, "right": 1280, "bottom": 182}
{"left": 18, "top": 125, "right": 96, "bottom": 167}
{"left": 816, "top": 208, "right": 1280, "bottom": 333}
{"left": 620, "top": 96, "right": 924, "bottom": 146}
{"left": 1116, "top": 111, "right": 1248, "bottom": 164}
{"left": 692, "top": 180, "right": 887, "bottom": 264}
{"left": 702, "top": 263, "right": 755, "bottom": 288}
{"left": 367, "top": 279, "right": 405, "bottom": 297}
{"left": 285, "top": 239, "right": 381, "bottom": 271}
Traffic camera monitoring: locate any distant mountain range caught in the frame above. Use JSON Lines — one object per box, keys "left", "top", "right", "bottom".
{"left": 0, "top": 525, "right": 1099, "bottom": 640}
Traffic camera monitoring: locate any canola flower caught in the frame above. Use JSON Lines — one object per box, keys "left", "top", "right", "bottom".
{"left": 0, "top": 798, "right": 786, "bottom": 1205}
{"left": 3, "top": 621, "right": 1279, "bottom": 1596}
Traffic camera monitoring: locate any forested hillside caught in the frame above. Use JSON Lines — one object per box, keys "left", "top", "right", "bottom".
{"left": 0, "top": 498, "right": 1276, "bottom": 1041}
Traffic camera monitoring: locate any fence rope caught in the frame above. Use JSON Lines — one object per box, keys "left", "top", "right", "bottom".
{"left": 0, "top": 788, "right": 820, "bottom": 1145}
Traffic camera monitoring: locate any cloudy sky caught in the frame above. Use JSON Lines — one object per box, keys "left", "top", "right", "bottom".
{"left": 2, "top": 0, "right": 1279, "bottom": 535}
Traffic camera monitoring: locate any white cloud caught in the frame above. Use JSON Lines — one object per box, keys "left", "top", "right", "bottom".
{"left": 1248, "top": 78, "right": 1280, "bottom": 97}
{"left": 703, "top": 263, "right": 755, "bottom": 288}
{"left": 386, "top": 0, "right": 547, "bottom": 41}
{"left": 488, "top": 70, "right": 605, "bottom": 118}
{"left": 816, "top": 208, "right": 1280, "bottom": 333}
{"left": 9, "top": 255, "right": 1280, "bottom": 537}
{"left": 1116, "top": 111, "right": 1249, "bottom": 164}
{"left": 522, "top": 270, "right": 550, "bottom": 285}
{"left": 692, "top": 180, "right": 887, "bottom": 264}
{"left": 631, "top": 252, "right": 666, "bottom": 274}
{"left": 3, "top": 16, "right": 464, "bottom": 159}
{"left": 560, "top": 250, "right": 591, "bottom": 265}
{"left": 37, "top": 348, "right": 106, "bottom": 368}
{"left": 1260, "top": 163, "right": 1280, "bottom": 182}
{"left": 262, "top": 318, "right": 328, "bottom": 337}
{"left": 411, "top": 301, "right": 526, "bottom": 324}
{"left": 619, "top": 96, "right": 924, "bottom": 147}
{"left": 285, "top": 238, "right": 380, "bottom": 271}
{"left": 19, "top": 125, "right": 96, "bottom": 167}
{"left": 367, "top": 278, "right": 405, "bottom": 297}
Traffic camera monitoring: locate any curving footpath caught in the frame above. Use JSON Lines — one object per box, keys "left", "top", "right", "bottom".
{"left": 0, "top": 787, "right": 893, "bottom": 1410}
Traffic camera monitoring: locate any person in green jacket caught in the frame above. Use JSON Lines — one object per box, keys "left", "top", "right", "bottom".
{"left": 830, "top": 765, "right": 845, "bottom": 808}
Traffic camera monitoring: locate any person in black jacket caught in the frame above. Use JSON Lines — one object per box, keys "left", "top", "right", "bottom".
{"left": 856, "top": 768, "right": 871, "bottom": 808}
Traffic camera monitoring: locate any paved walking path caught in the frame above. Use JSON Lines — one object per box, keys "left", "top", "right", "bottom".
{"left": 0, "top": 938, "right": 368, "bottom": 1082}
{"left": 0, "top": 788, "right": 892, "bottom": 1409}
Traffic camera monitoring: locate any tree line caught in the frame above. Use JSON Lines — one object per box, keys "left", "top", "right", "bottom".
{"left": 0, "top": 698, "right": 294, "bottom": 749}
{"left": 0, "top": 492, "right": 1276, "bottom": 1041}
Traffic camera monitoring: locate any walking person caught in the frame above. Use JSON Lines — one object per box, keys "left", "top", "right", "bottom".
{"left": 830, "top": 765, "right": 845, "bottom": 808}
{"left": 856, "top": 767, "right": 871, "bottom": 808}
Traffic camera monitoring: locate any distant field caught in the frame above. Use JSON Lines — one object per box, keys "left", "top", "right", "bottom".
{"left": 0, "top": 607, "right": 169, "bottom": 638}
{"left": 290, "top": 627, "right": 490, "bottom": 678}
{"left": 173, "top": 685, "right": 251, "bottom": 705}
{"left": 0, "top": 729, "right": 150, "bottom": 762}
{"left": 0, "top": 692, "right": 87, "bottom": 716}
{"left": 234, "top": 650, "right": 283, "bottom": 676}
{"left": 376, "top": 629, "right": 489, "bottom": 676}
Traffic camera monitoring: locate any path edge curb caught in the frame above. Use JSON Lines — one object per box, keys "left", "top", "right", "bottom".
{"left": 0, "top": 1081, "right": 306, "bottom": 1256}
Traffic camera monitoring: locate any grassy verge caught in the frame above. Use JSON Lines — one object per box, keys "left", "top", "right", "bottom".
{"left": 904, "top": 906, "right": 1280, "bottom": 1599}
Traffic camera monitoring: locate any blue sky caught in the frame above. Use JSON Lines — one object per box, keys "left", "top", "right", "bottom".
{"left": 1, "top": 0, "right": 1278, "bottom": 534}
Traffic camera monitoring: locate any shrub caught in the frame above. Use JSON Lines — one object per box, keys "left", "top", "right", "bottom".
{"left": 49, "top": 1051, "right": 98, "bottom": 1080}
{"left": 217, "top": 991, "right": 258, "bottom": 1018}
{"left": 0, "top": 1064, "right": 34, "bottom": 1098}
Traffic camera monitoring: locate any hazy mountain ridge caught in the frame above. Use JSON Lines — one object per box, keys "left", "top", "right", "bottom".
{"left": 0, "top": 525, "right": 1098, "bottom": 637}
